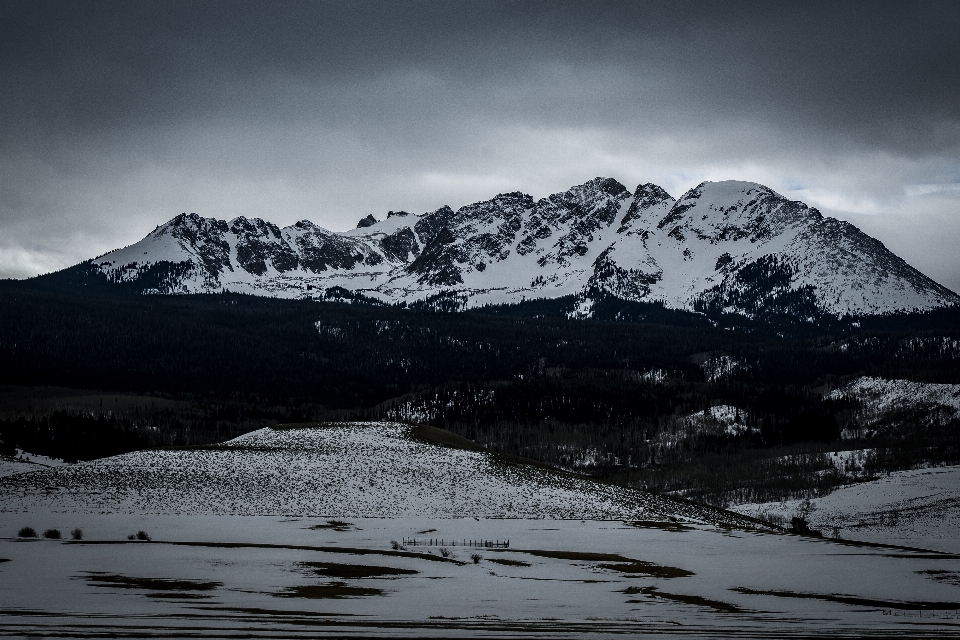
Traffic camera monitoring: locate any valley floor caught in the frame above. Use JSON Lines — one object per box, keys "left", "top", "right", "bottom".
{"left": 1, "top": 425, "right": 959, "bottom": 637}
{"left": 1, "top": 513, "right": 959, "bottom": 638}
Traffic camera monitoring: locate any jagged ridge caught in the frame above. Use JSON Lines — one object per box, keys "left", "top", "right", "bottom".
{"left": 55, "top": 178, "right": 960, "bottom": 319}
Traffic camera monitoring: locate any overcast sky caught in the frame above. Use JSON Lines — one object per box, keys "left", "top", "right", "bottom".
{"left": 2, "top": 0, "right": 959, "bottom": 291}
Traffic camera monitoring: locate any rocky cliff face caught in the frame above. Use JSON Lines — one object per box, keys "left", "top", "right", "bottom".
{"left": 82, "top": 177, "right": 959, "bottom": 318}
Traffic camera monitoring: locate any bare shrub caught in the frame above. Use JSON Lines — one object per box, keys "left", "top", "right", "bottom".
{"left": 17, "top": 527, "right": 37, "bottom": 538}
{"left": 70, "top": 528, "right": 83, "bottom": 540}
{"left": 42, "top": 528, "right": 61, "bottom": 539}
{"left": 136, "top": 530, "right": 151, "bottom": 541}
{"left": 470, "top": 553, "right": 482, "bottom": 564}
{"left": 439, "top": 547, "right": 451, "bottom": 558}
{"left": 795, "top": 497, "right": 817, "bottom": 520}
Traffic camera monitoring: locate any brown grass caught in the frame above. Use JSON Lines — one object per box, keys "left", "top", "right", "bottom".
{"left": 409, "top": 424, "right": 485, "bottom": 452}
{"left": 72, "top": 539, "right": 464, "bottom": 564}
{"left": 628, "top": 520, "right": 696, "bottom": 532}
{"left": 517, "top": 549, "right": 692, "bottom": 577}
{"left": 81, "top": 572, "right": 221, "bottom": 591}
{"left": 308, "top": 520, "right": 354, "bottom": 532}
{"left": 624, "top": 586, "right": 742, "bottom": 613}
{"left": 519, "top": 550, "right": 626, "bottom": 562}
{"left": 732, "top": 586, "right": 960, "bottom": 610}
{"left": 274, "top": 582, "right": 384, "bottom": 599}
{"left": 487, "top": 558, "right": 531, "bottom": 567}
{"left": 299, "top": 562, "right": 417, "bottom": 579}
{"left": 600, "top": 561, "right": 694, "bottom": 579}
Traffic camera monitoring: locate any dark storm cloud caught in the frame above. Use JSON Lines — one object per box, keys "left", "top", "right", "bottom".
{"left": 1, "top": 1, "right": 959, "bottom": 288}
{"left": 5, "top": 1, "right": 959, "bottom": 146}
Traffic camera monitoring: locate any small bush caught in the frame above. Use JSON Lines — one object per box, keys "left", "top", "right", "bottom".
{"left": 127, "top": 534, "right": 136, "bottom": 540}
{"left": 470, "top": 553, "right": 482, "bottom": 564}
{"left": 43, "top": 529, "right": 61, "bottom": 539}
{"left": 135, "top": 530, "right": 151, "bottom": 541}
{"left": 71, "top": 528, "right": 83, "bottom": 540}
{"left": 390, "top": 540, "right": 400, "bottom": 550}
{"left": 17, "top": 527, "right": 37, "bottom": 538}
{"left": 439, "top": 547, "right": 451, "bottom": 558}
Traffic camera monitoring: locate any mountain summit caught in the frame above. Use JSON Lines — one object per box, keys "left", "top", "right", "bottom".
{"left": 72, "top": 178, "right": 958, "bottom": 318}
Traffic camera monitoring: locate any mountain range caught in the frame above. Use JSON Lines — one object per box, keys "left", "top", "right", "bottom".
{"left": 64, "top": 178, "right": 959, "bottom": 318}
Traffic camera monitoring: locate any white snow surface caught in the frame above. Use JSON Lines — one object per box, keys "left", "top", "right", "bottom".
{"left": 0, "top": 450, "right": 72, "bottom": 478}
{"left": 2, "top": 512, "right": 959, "bottom": 637}
{"left": 732, "top": 464, "right": 960, "bottom": 554}
{"left": 81, "top": 178, "right": 959, "bottom": 317}
{"left": 830, "top": 376, "right": 960, "bottom": 438}
{"left": 3, "top": 423, "right": 960, "bottom": 637}
{"left": 831, "top": 376, "right": 960, "bottom": 415}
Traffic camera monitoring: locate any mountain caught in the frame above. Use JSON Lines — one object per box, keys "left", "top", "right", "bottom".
{"left": 55, "top": 178, "right": 959, "bottom": 318}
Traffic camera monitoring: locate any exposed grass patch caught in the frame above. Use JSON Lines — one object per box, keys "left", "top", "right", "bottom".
{"left": 519, "top": 550, "right": 626, "bottom": 562}
{"left": 624, "top": 586, "right": 742, "bottom": 613}
{"left": 918, "top": 570, "right": 960, "bottom": 587}
{"left": 81, "top": 572, "right": 221, "bottom": 592}
{"left": 488, "top": 558, "right": 531, "bottom": 567}
{"left": 628, "top": 520, "right": 696, "bottom": 532}
{"left": 308, "top": 520, "right": 354, "bottom": 532}
{"left": 299, "top": 562, "right": 417, "bottom": 579}
{"left": 732, "top": 586, "right": 960, "bottom": 610}
{"left": 409, "top": 424, "right": 485, "bottom": 452}
{"left": 269, "top": 421, "right": 354, "bottom": 432}
{"left": 144, "top": 591, "right": 212, "bottom": 599}
{"left": 197, "top": 606, "right": 354, "bottom": 617}
{"left": 797, "top": 534, "right": 952, "bottom": 555}
{"left": 72, "top": 539, "right": 466, "bottom": 564}
{"left": 275, "top": 582, "right": 384, "bottom": 599}
{"left": 517, "top": 549, "right": 692, "bottom": 578}
{"left": 600, "top": 561, "right": 694, "bottom": 579}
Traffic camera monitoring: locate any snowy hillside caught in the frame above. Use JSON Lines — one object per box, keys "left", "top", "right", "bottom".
{"left": 732, "top": 464, "right": 960, "bottom": 554}
{"left": 66, "top": 178, "right": 957, "bottom": 318}
{"left": 0, "top": 422, "right": 755, "bottom": 526}
{"left": 830, "top": 376, "right": 960, "bottom": 439}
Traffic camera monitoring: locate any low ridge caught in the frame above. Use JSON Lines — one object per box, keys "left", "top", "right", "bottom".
{"left": 0, "top": 421, "right": 760, "bottom": 526}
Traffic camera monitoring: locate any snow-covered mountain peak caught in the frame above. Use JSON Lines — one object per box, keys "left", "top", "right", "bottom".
{"left": 660, "top": 181, "right": 807, "bottom": 239}
{"left": 69, "top": 176, "right": 960, "bottom": 319}
{"left": 619, "top": 183, "right": 675, "bottom": 234}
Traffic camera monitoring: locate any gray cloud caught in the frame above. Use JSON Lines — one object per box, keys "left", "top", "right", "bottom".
{"left": 2, "top": 0, "right": 959, "bottom": 290}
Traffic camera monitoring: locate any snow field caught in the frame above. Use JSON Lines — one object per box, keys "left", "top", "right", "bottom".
{"left": 1, "top": 513, "right": 959, "bottom": 638}
{"left": 732, "top": 464, "right": 960, "bottom": 554}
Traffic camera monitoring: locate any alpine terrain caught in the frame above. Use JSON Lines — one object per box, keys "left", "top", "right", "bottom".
{"left": 62, "top": 178, "right": 958, "bottom": 318}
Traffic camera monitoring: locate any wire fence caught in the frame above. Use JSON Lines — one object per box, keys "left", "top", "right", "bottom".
{"left": 401, "top": 537, "right": 509, "bottom": 548}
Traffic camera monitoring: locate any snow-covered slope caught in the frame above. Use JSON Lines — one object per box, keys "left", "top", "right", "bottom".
{"left": 732, "top": 464, "right": 960, "bottom": 553}
{"left": 0, "top": 422, "right": 756, "bottom": 526}
{"left": 73, "top": 178, "right": 959, "bottom": 317}
{"left": 830, "top": 376, "right": 960, "bottom": 439}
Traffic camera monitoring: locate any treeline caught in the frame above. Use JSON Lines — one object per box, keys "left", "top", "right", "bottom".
{"left": 0, "top": 391, "right": 330, "bottom": 460}
{"left": 1, "top": 278, "right": 959, "bottom": 504}
{"left": 0, "top": 412, "right": 153, "bottom": 462}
